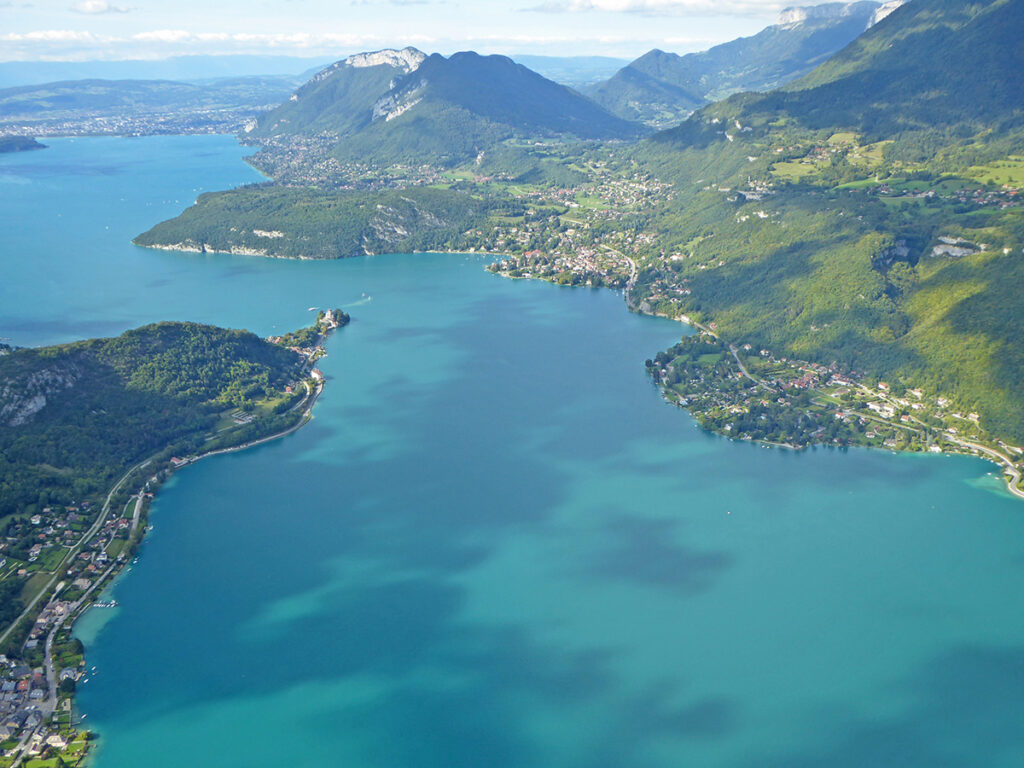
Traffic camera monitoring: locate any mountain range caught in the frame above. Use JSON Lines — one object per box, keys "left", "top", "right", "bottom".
{"left": 251, "top": 48, "right": 643, "bottom": 167}
{"left": 640, "top": 0, "right": 1024, "bottom": 441}
{"left": 586, "top": 1, "right": 896, "bottom": 128}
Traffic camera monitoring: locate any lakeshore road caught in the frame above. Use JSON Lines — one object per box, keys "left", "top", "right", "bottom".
{"left": 946, "top": 436, "right": 1024, "bottom": 500}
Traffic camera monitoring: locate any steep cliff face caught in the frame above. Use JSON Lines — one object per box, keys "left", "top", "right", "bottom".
{"left": 252, "top": 48, "right": 428, "bottom": 139}
{"left": 868, "top": 0, "right": 909, "bottom": 26}
{"left": 0, "top": 363, "right": 79, "bottom": 427}
{"left": 777, "top": 0, "right": 906, "bottom": 29}
{"left": 308, "top": 47, "right": 426, "bottom": 85}
{"left": 777, "top": 1, "right": 880, "bottom": 27}
{"left": 344, "top": 48, "right": 426, "bottom": 72}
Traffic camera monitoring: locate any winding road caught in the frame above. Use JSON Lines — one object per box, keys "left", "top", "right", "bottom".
{"left": 946, "top": 436, "right": 1024, "bottom": 500}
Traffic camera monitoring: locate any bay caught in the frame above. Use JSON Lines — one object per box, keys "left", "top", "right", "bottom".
{"left": 3, "top": 137, "right": 1024, "bottom": 768}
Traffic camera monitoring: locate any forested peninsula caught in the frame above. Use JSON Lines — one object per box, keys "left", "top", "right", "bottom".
{"left": 0, "top": 136, "right": 45, "bottom": 154}
{"left": 0, "top": 312, "right": 347, "bottom": 765}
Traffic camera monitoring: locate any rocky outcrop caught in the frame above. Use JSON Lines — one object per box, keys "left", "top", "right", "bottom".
{"left": 311, "top": 47, "right": 426, "bottom": 84}
{"left": 778, "top": 1, "right": 879, "bottom": 27}
{"left": 346, "top": 47, "right": 426, "bottom": 73}
{"left": 0, "top": 365, "right": 79, "bottom": 427}
{"left": 372, "top": 80, "right": 427, "bottom": 122}
{"left": 869, "top": 0, "right": 907, "bottom": 27}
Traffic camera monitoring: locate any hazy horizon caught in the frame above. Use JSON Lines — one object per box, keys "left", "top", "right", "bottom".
{"left": 0, "top": 0, "right": 806, "bottom": 63}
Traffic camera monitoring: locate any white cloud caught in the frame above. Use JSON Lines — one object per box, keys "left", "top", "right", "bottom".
{"left": 71, "top": 0, "right": 131, "bottom": 13}
{"left": 524, "top": 0, "right": 784, "bottom": 15}
{"left": 132, "top": 29, "right": 193, "bottom": 43}
{"left": 2, "top": 29, "right": 103, "bottom": 41}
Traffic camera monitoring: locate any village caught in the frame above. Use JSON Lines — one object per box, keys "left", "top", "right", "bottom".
{"left": 0, "top": 106, "right": 262, "bottom": 139}
{"left": 0, "top": 490, "right": 138, "bottom": 767}
{"left": 646, "top": 331, "right": 1024, "bottom": 497}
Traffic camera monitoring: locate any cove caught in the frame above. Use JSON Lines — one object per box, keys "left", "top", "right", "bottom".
{"left": 4, "top": 137, "right": 1024, "bottom": 768}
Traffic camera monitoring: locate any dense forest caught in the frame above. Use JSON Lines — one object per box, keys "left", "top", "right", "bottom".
{"left": 0, "top": 136, "right": 45, "bottom": 153}
{"left": 0, "top": 322, "right": 304, "bottom": 521}
{"left": 135, "top": 185, "right": 523, "bottom": 259}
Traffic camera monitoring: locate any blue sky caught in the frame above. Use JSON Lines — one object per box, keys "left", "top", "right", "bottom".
{"left": 0, "top": 0, "right": 792, "bottom": 61}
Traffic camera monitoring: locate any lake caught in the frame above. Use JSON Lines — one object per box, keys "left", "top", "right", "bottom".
{"left": 3, "top": 136, "right": 1024, "bottom": 768}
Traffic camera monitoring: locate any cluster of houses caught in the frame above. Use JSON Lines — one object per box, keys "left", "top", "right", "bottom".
{"left": 0, "top": 658, "right": 50, "bottom": 742}
{"left": 0, "top": 660, "right": 75, "bottom": 758}
{"left": 1, "top": 503, "right": 91, "bottom": 577}
{"left": 1, "top": 104, "right": 257, "bottom": 139}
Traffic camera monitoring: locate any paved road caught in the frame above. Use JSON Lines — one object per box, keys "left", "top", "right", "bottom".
{"left": 187, "top": 379, "right": 321, "bottom": 465}
{"left": 864, "top": 387, "right": 1024, "bottom": 501}
{"left": 729, "top": 345, "right": 758, "bottom": 383}
{"left": 129, "top": 491, "right": 145, "bottom": 536}
{"left": 947, "top": 436, "right": 1024, "bottom": 500}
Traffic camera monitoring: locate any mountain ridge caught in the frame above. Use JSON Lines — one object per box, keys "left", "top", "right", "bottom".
{"left": 586, "top": 0, "right": 884, "bottom": 128}
{"left": 252, "top": 48, "right": 644, "bottom": 168}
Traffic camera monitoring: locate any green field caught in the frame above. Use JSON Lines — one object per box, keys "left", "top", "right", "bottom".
{"left": 966, "top": 156, "right": 1024, "bottom": 188}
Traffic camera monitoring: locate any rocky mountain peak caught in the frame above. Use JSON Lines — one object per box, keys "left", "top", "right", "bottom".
{"left": 777, "top": 1, "right": 879, "bottom": 27}
{"left": 344, "top": 47, "right": 426, "bottom": 73}
{"left": 868, "top": 0, "right": 908, "bottom": 27}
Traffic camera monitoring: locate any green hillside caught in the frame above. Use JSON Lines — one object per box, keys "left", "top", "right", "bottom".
{"left": 694, "top": 0, "right": 1024, "bottom": 145}
{"left": 587, "top": 1, "right": 881, "bottom": 128}
{"left": 0, "top": 136, "right": 45, "bottom": 153}
{"left": 249, "top": 48, "right": 425, "bottom": 139}
{"left": 134, "top": 185, "right": 509, "bottom": 258}
{"left": 248, "top": 49, "right": 643, "bottom": 169}
{"left": 0, "top": 322, "right": 307, "bottom": 520}
{"left": 634, "top": 0, "right": 1024, "bottom": 441}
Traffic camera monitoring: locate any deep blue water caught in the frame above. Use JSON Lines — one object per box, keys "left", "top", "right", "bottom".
{"left": 4, "top": 136, "right": 1024, "bottom": 768}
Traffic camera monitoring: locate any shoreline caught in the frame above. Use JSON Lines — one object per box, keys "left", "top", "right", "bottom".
{"left": 55, "top": 377, "right": 327, "bottom": 768}
{"left": 0, "top": 328, "right": 336, "bottom": 767}
{"left": 136, "top": 243, "right": 511, "bottom": 262}
{"left": 492, "top": 264, "right": 1024, "bottom": 501}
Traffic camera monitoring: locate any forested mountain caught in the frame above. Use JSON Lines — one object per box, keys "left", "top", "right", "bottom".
{"left": 0, "top": 136, "right": 45, "bottom": 153}
{"left": 635, "top": 0, "right": 1024, "bottom": 441}
{"left": 252, "top": 48, "right": 643, "bottom": 167}
{"left": 586, "top": 1, "right": 886, "bottom": 128}
{"left": 134, "top": 186, "right": 505, "bottom": 259}
{"left": 0, "top": 323, "right": 304, "bottom": 519}
{"left": 711, "top": 0, "right": 1024, "bottom": 141}
{"left": 250, "top": 48, "right": 427, "bottom": 140}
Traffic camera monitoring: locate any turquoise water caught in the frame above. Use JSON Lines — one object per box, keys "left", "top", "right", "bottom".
{"left": 4, "top": 137, "right": 1024, "bottom": 767}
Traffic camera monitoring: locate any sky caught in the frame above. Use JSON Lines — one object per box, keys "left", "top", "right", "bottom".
{"left": 0, "top": 0, "right": 797, "bottom": 62}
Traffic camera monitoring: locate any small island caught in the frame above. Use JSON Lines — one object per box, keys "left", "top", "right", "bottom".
{"left": 0, "top": 311, "right": 347, "bottom": 766}
{"left": 0, "top": 136, "right": 46, "bottom": 154}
